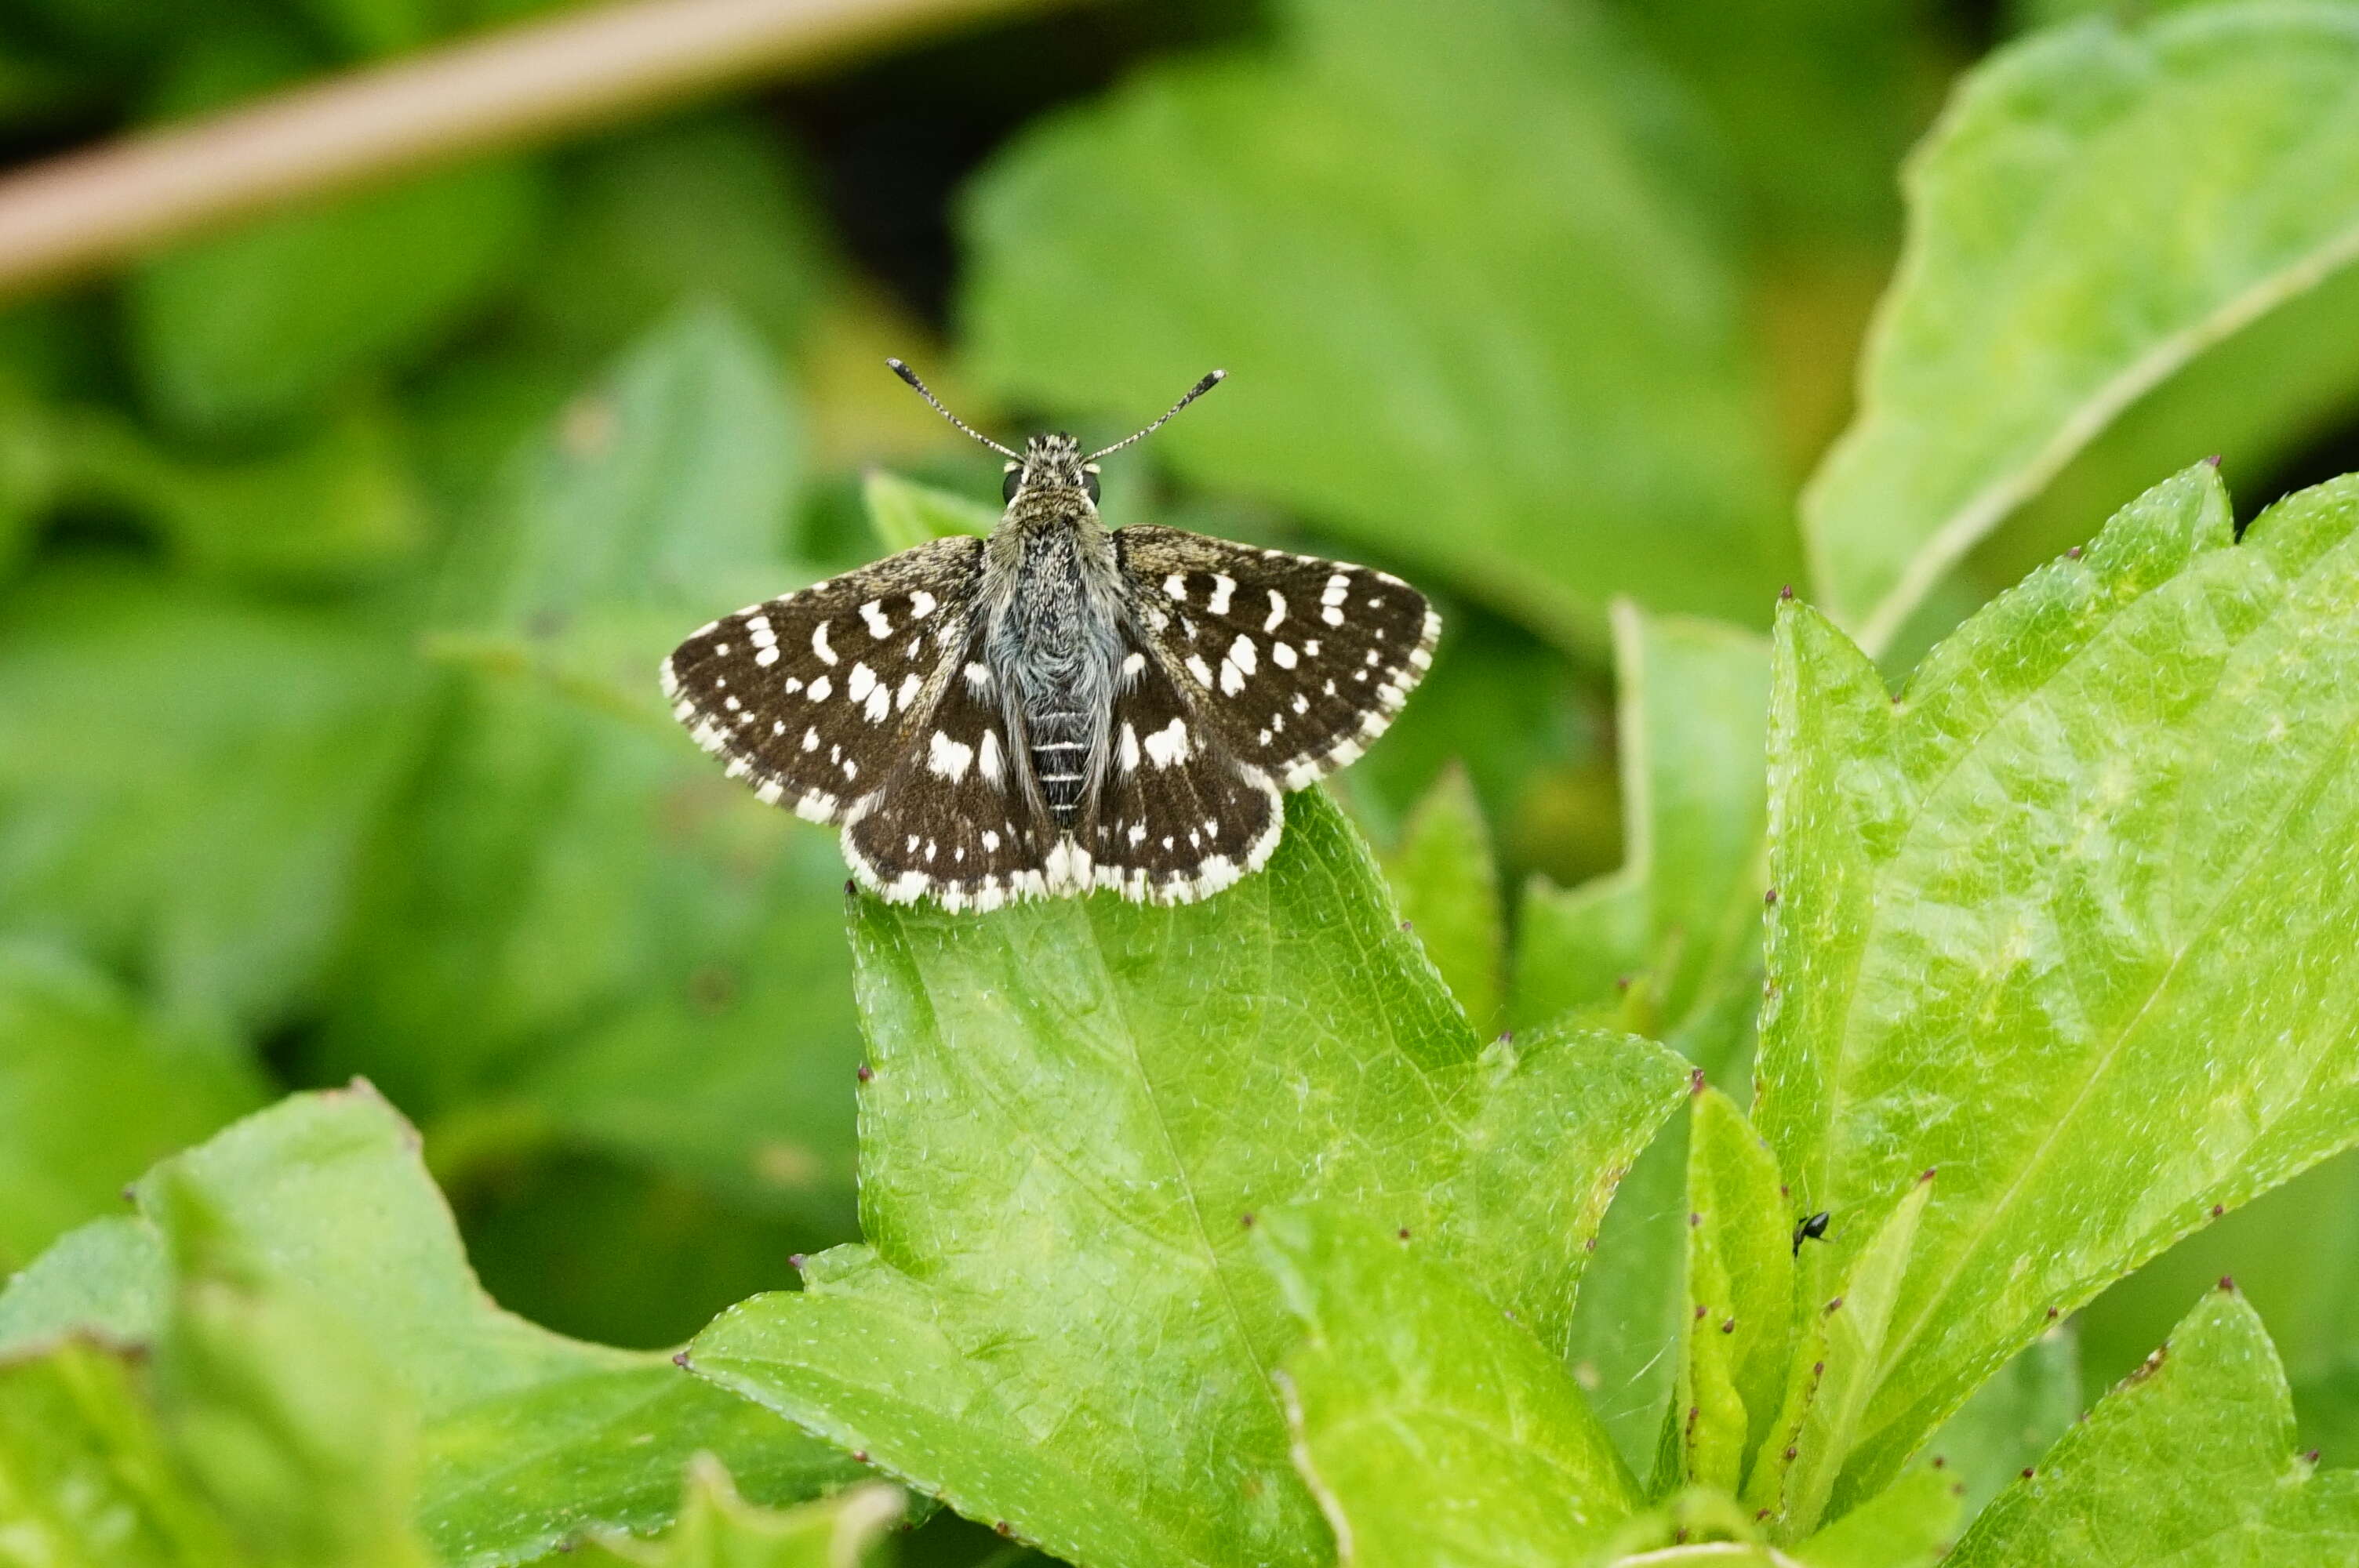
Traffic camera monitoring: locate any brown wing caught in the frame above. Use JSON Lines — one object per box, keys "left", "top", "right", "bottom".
{"left": 1111, "top": 527, "right": 1439, "bottom": 789}
{"left": 840, "top": 633, "right": 1063, "bottom": 911}
{"left": 1082, "top": 619, "right": 1283, "bottom": 906}
{"left": 660, "top": 535, "right": 985, "bottom": 825}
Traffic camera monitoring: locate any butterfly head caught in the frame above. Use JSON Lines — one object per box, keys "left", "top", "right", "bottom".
{"left": 885, "top": 358, "right": 1227, "bottom": 514}
{"left": 1005, "top": 433, "right": 1098, "bottom": 506}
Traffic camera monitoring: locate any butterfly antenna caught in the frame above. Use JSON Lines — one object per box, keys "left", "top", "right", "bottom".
{"left": 885, "top": 358, "right": 1021, "bottom": 460}
{"left": 1085, "top": 369, "right": 1227, "bottom": 463}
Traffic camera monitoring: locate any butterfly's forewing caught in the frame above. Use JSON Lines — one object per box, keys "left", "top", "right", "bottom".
{"left": 661, "top": 535, "right": 987, "bottom": 825}
{"left": 1083, "top": 621, "right": 1283, "bottom": 904}
{"left": 1110, "top": 528, "right": 1439, "bottom": 789}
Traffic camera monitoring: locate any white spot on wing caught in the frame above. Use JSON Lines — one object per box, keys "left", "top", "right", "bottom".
{"left": 1164, "top": 574, "right": 1187, "bottom": 601}
{"left": 911, "top": 590, "right": 937, "bottom": 619}
{"left": 1263, "top": 590, "right": 1286, "bottom": 631}
{"left": 929, "top": 731, "right": 975, "bottom": 782}
{"left": 812, "top": 621, "right": 838, "bottom": 665}
{"left": 979, "top": 728, "right": 1004, "bottom": 785}
{"left": 860, "top": 601, "right": 892, "bottom": 639}
{"left": 1143, "top": 717, "right": 1191, "bottom": 769}
{"left": 1120, "top": 721, "right": 1140, "bottom": 773}
{"left": 1208, "top": 574, "right": 1235, "bottom": 615}
{"left": 1273, "top": 642, "right": 1297, "bottom": 669}
{"left": 1185, "top": 654, "right": 1214, "bottom": 688}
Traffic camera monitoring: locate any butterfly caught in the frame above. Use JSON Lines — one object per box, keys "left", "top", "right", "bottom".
{"left": 661, "top": 361, "right": 1438, "bottom": 911}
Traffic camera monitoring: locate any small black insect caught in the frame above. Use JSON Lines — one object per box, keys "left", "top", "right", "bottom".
{"left": 1792, "top": 1211, "right": 1832, "bottom": 1254}
{"left": 661, "top": 361, "right": 1438, "bottom": 911}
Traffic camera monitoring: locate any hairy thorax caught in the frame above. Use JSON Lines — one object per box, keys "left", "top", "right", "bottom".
{"left": 983, "top": 499, "right": 1126, "bottom": 828}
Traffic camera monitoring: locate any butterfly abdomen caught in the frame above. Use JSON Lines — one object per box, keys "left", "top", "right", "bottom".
{"left": 986, "top": 517, "right": 1124, "bottom": 829}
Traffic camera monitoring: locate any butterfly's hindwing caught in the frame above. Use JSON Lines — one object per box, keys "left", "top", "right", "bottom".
{"left": 660, "top": 535, "right": 985, "bottom": 825}
{"left": 1112, "top": 527, "right": 1439, "bottom": 789}
{"left": 1085, "top": 624, "right": 1282, "bottom": 904}
{"left": 840, "top": 636, "right": 1059, "bottom": 911}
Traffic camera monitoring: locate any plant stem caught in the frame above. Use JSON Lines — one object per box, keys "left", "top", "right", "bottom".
{"left": 0, "top": 0, "right": 1067, "bottom": 302}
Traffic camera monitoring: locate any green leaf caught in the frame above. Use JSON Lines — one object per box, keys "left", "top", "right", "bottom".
{"left": 1379, "top": 763, "right": 1505, "bottom": 1036}
{"left": 1677, "top": 1086, "right": 1793, "bottom": 1496}
{"left": 1805, "top": 5, "right": 2359, "bottom": 651}
{"left": 1972, "top": 250, "right": 2359, "bottom": 612}
{"left": 0, "top": 567, "right": 424, "bottom": 1034}
{"left": 579, "top": 1459, "right": 904, "bottom": 1567}
{"left": 320, "top": 307, "right": 862, "bottom": 1240}
{"left": 1914, "top": 1329, "right": 2080, "bottom": 1530}
{"left": 1746, "top": 1178, "right": 1932, "bottom": 1537}
{"left": 0, "top": 942, "right": 266, "bottom": 1272}
{"left": 863, "top": 470, "right": 997, "bottom": 555}
{"left": 1760, "top": 463, "right": 2359, "bottom": 1504}
{"left": 1950, "top": 1287, "right": 2359, "bottom": 1565}
{"left": 961, "top": 0, "right": 1790, "bottom": 643}
{"left": 2075, "top": 1147, "right": 2359, "bottom": 1461}
{"left": 689, "top": 791, "right": 1688, "bottom": 1568}
{"left": 1790, "top": 1470, "right": 1956, "bottom": 1568}
{"left": 1261, "top": 1205, "right": 1636, "bottom": 1568}
{"left": 1561, "top": 1116, "right": 1691, "bottom": 1488}
{"left": 0, "top": 1216, "right": 168, "bottom": 1356}
{"left": 1514, "top": 603, "right": 1771, "bottom": 1081}
{"left": 0, "top": 1087, "right": 863, "bottom": 1565}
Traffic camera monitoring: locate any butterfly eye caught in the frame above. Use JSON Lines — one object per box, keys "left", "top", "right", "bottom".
{"left": 1001, "top": 464, "right": 1022, "bottom": 504}
{"left": 1082, "top": 465, "right": 1101, "bottom": 503}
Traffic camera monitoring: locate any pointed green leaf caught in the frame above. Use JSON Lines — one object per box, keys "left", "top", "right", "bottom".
{"left": 961, "top": 0, "right": 1790, "bottom": 642}
{"left": 1514, "top": 604, "right": 1771, "bottom": 1080}
{"left": 863, "top": 470, "right": 997, "bottom": 555}
{"left": 1805, "top": 5, "right": 2359, "bottom": 650}
{"left": 1379, "top": 764, "right": 1505, "bottom": 1035}
{"left": 0, "top": 1087, "right": 861, "bottom": 1566}
{"left": 1747, "top": 1179, "right": 1931, "bottom": 1537}
{"left": 690, "top": 792, "right": 1687, "bottom": 1568}
{"left": 1677, "top": 1087, "right": 1794, "bottom": 1495}
{"left": 578, "top": 1460, "right": 903, "bottom": 1567}
{"left": 0, "top": 942, "right": 266, "bottom": 1272}
{"left": 1950, "top": 1288, "right": 2359, "bottom": 1565}
{"left": 1761, "top": 463, "right": 2359, "bottom": 1501}
{"left": 1261, "top": 1205, "right": 1636, "bottom": 1568}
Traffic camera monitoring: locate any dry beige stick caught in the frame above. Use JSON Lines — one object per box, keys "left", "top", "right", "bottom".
{"left": 0, "top": 0, "right": 1063, "bottom": 299}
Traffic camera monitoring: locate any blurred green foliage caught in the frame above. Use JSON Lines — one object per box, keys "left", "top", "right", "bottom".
{"left": 5, "top": 0, "right": 2359, "bottom": 1563}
